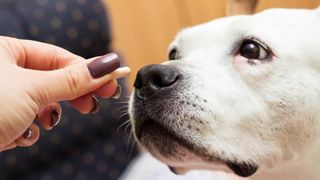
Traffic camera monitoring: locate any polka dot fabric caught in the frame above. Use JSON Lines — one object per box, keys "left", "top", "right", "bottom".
{"left": 0, "top": 0, "right": 112, "bottom": 58}
{"left": 0, "top": 0, "right": 137, "bottom": 180}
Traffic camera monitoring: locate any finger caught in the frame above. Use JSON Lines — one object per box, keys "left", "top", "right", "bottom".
{"left": 32, "top": 53, "right": 130, "bottom": 105}
{"left": 37, "top": 103, "right": 62, "bottom": 130}
{"left": 69, "top": 94, "right": 99, "bottom": 114}
{"left": 1, "top": 142, "right": 17, "bottom": 151}
{"left": 94, "top": 79, "right": 118, "bottom": 98}
{"left": 69, "top": 80, "right": 119, "bottom": 114}
{"left": 0, "top": 36, "right": 85, "bottom": 69}
{"left": 15, "top": 124, "right": 40, "bottom": 147}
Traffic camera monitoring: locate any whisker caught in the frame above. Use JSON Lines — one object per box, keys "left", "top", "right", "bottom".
{"left": 115, "top": 101, "right": 129, "bottom": 104}
{"left": 115, "top": 105, "right": 129, "bottom": 114}
{"left": 119, "top": 104, "right": 129, "bottom": 107}
{"left": 127, "top": 139, "right": 137, "bottom": 161}
{"left": 124, "top": 123, "right": 132, "bottom": 134}
{"left": 116, "top": 119, "right": 131, "bottom": 134}
{"left": 119, "top": 109, "right": 129, "bottom": 115}
{"left": 117, "top": 112, "right": 129, "bottom": 121}
{"left": 127, "top": 131, "right": 134, "bottom": 146}
{"left": 117, "top": 106, "right": 129, "bottom": 111}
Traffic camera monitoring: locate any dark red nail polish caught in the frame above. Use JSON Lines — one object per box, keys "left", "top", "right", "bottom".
{"left": 90, "top": 96, "right": 100, "bottom": 114}
{"left": 51, "top": 109, "right": 61, "bottom": 127}
{"left": 112, "top": 85, "right": 122, "bottom": 99}
{"left": 87, "top": 53, "right": 120, "bottom": 78}
{"left": 23, "top": 129, "right": 32, "bottom": 139}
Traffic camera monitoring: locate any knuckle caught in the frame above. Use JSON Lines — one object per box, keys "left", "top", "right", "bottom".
{"left": 63, "top": 67, "right": 83, "bottom": 97}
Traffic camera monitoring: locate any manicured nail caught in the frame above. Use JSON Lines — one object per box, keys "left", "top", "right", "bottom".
{"left": 87, "top": 53, "right": 120, "bottom": 78}
{"left": 112, "top": 85, "right": 122, "bottom": 99}
{"left": 23, "top": 129, "right": 32, "bottom": 139}
{"left": 51, "top": 109, "right": 61, "bottom": 128}
{"left": 90, "top": 96, "right": 100, "bottom": 114}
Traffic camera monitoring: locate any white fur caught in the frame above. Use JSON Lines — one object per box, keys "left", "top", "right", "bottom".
{"left": 128, "top": 8, "right": 320, "bottom": 180}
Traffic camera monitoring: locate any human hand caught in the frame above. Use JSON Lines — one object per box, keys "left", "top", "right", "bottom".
{"left": 0, "top": 36, "right": 130, "bottom": 151}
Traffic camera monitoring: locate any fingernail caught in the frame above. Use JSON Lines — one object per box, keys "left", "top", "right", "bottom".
{"left": 90, "top": 96, "right": 100, "bottom": 114}
{"left": 23, "top": 129, "right": 32, "bottom": 139}
{"left": 87, "top": 53, "right": 120, "bottom": 78}
{"left": 112, "top": 85, "right": 122, "bottom": 99}
{"left": 51, "top": 109, "right": 61, "bottom": 128}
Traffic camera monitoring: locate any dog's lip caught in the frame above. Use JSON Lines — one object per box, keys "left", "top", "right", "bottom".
{"left": 168, "top": 162, "right": 258, "bottom": 177}
{"left": 136, "top": 119, "right": 177, "bottom": 141}
{"left": 226, "top": 161, "right": 258, "bottom": 177}
{"left": 136, "top": 119, "right": 198, "bottom": 154}
{"left": 137, "top": 120, "right": 259, "bottom": 177}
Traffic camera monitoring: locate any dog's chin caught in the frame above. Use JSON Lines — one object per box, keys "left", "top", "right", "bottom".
{"left": 135, "top": 120, "right": 258, "bottom": 177}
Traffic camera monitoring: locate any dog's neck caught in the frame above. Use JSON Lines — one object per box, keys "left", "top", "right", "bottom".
{"left": 252, "top": 144, "right": 320, "bottom": 180}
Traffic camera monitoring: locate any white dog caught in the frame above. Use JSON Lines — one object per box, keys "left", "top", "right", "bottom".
{"left": 127, "top": 8, "right": 320, "bottom": 180}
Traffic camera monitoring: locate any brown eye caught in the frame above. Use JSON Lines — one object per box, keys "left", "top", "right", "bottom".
{"left": 169, "top": 48, "right": 180, "bottom": 60}
{"left": 240, "top": 40, "right": 268, "bottom": 60}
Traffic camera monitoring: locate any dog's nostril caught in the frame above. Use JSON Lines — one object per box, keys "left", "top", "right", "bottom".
{"left": 150, "top": 71, "right": 179, "bottom": 89}
{"left": 133, "top": 64, "right": 180, "bottom": 99}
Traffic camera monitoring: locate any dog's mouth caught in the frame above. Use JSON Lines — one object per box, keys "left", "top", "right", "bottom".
{"left": 170, "top": 162, "right": 258, "bottom": 177}
{"left": 226, "top": 161, "right": 258, "bottom": 177}
{"left": 135, "top": 119, "right": 258, "bottom": 177}
{"left": 136, "top": 120, "right": 190, "bottom": 156}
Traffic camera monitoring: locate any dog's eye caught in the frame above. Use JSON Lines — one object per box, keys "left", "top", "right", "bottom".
{"left": 169, "top": 48, "right": 180, "bottom": 60}
{"left": 239, "top": 40, "right": 268, "bottom": 60}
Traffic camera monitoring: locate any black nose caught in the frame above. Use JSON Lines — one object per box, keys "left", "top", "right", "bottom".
{"left": 134, "top": 64, "right": 180, "bottom": 99}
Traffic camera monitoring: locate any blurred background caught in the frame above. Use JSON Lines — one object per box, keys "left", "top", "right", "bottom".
{"left": 0, "top": 0, "right": 319, "bottom": 180}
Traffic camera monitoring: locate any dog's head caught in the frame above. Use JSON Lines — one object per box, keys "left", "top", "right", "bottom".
{"left": 129, "top": 8, "right": 320, "bottom": 177}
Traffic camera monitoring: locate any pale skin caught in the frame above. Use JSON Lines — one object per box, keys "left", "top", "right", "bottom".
{"left": 0, "top": 36, "right": 130, "bottom": 152}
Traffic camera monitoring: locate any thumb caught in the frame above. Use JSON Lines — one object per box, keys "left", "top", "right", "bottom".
{"left": 35, "top": 53, "right": 130, "bottom": 104}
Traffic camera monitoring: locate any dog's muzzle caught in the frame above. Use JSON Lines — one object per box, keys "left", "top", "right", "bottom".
{"left": 132, "top": 64, "right": 181, "bottom": 138}
{"left": 131, "top": 64, "right": 258, "bottom": 177}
